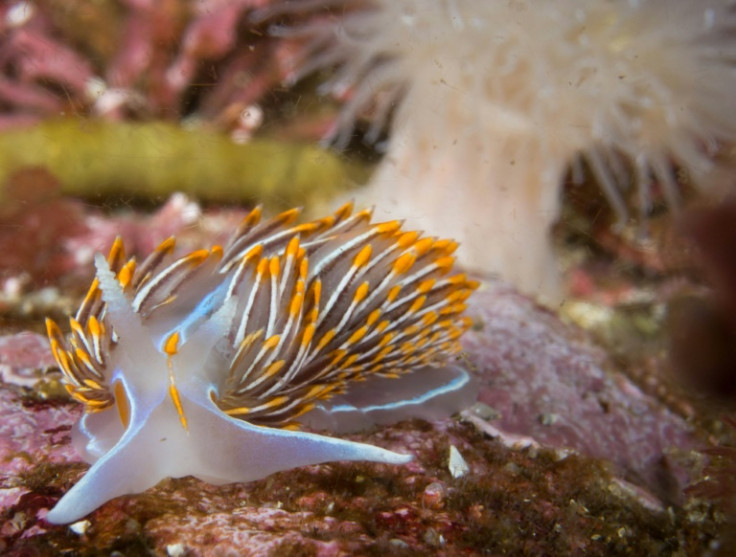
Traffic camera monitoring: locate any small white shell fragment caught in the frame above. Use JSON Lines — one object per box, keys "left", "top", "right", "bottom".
{"left": 6, "top": 2, "right": 34, "bottom": 27}
{"left": 166, "top": 543, "right": 186, "bottom": 557}
{"left": 448, "top": 445, "right": 469, "bottom": 478}
{"left": 69, "top": 519, "right": 91, "bottom": 535}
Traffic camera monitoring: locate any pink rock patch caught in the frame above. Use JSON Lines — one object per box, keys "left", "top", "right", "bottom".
{"left": 463, "top": 284, "right": 701, "bottom": 502}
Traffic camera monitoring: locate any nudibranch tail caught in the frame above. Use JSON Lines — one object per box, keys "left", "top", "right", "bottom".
{"left": 45, "top": 202, "right": 478, "bottom": 524}
{"left": 45, "top": 380, "right": 412, "bottom": 525}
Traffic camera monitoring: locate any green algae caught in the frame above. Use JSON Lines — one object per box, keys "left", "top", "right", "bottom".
{"left": 0, "top": 119, "right": 367, "bottom": 209}
{"left": 444, "top": 425, "right": 720, "bottom": 555}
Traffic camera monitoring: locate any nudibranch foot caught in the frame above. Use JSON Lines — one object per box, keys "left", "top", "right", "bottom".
{"left": 302, "top": 364, "right": 477, "bottom": 434}
{"left": 46, "top": 381, "right": 410, "bottom": 525}
{"left": 45, "top": 203, "right": 478, "bottom": 524}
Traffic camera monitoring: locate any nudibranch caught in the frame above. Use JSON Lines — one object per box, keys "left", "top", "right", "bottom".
{"left": 45, "top": 203, "right": 478, "bottom": 524}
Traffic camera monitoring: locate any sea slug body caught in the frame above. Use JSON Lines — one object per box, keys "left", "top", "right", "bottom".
{"left": 45, "top": 203, "right": 478, "bottom": 524}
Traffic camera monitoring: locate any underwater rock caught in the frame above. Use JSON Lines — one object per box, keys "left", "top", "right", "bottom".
{"left": 0, "top": 333, "right": 57, "bottom": 388}
{"left": 0, "top": 266, "right": 712, "bottom": 554}
{"left": 464, "top": 284, "right": 701, "bottom": 503}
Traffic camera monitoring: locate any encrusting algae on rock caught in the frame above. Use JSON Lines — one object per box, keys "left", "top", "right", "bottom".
{"left": 44, "top": 202, "right": 478, "bottom": 524}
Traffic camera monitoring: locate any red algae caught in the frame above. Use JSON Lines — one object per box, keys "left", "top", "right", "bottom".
{"left": 0, "top": 0, "right": 293, "bottom": 133}
{"left": 0, "top": 167, "right": 87, "bottom": 288}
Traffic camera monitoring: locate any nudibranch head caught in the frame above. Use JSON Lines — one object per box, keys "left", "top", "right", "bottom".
{"left": 44, "top": 203, "right": 478, "bottom": 524}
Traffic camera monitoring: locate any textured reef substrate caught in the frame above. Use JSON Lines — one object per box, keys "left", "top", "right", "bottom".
{"left": 0, "top": 204, "right": 723, "bottom": 553}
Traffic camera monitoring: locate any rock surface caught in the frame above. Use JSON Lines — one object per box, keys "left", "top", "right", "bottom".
{"left": 0, "top": 276, "right": 717, "bottom": 555}
{"left": 465, "top": 285, "right": 701, "bottom": 504}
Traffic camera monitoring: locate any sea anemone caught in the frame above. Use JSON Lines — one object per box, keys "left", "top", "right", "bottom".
{"left": 274, "top": 0, "right": 736, "bottom": 298}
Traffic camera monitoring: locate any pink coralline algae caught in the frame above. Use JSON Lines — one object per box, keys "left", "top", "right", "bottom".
{"left": 0, "top": 0, "right": 297, "bottom": 138}
{"left": 146, "top": 507, "right": 359, "bottom": 556}
{"left": 0, "top": 334, "right": 79, "bottom": 481}
{"left": 0, "top": 380, "right": 81, "bottom": 536}
{"left": 0, "top": 332, "right": 56, "bottom": 387}
{"left": 0, "top": 2, "right": 95, "bottom": 128}
{"left": 0, "top": 385, "right": 80, "bottom": 478}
